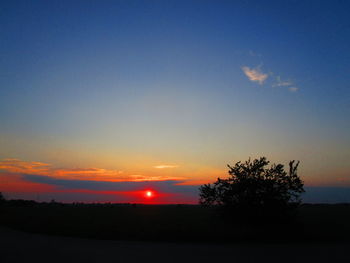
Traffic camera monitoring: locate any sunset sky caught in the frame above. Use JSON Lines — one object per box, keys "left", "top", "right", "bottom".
{"left": 1, "top": 0, "right": 349, "bottom": 203}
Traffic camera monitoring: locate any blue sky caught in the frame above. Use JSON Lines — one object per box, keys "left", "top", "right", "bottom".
{"left": 0, "top": 0, "right": 349, "bottom": 202}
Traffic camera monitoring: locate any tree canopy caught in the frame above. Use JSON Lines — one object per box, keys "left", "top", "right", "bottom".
{"left": 199, "top": 157, "right": 304, "bottom": 219}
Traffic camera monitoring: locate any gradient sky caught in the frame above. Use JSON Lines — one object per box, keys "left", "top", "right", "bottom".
{"left": 1, "top": 0, "right": 350, "bottom": 203}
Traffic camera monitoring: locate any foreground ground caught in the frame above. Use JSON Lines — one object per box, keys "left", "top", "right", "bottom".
{"left": 1, "top": 226, "right": 350, "bottom": 263}
{"left": 2, "top": 202, "right": 350, "bottom": 243}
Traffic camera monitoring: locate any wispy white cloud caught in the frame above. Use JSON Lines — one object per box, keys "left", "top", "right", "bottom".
{"left": 242, "top": 52, "right": 300, "bottom": 93}
{"left": 288, "top": 87, "right": 299, "bottom": 92}
{"left": 153, "top": 165, "right": 178, "bottom": 169}
{"left": 272, "top": 76, "right": 299, "bottom": 93}
{"left": 242, "top": 66, "right": 268, "bottom": 84}
{"left": 272, "top": 76, "right": 293, "bottom": 87}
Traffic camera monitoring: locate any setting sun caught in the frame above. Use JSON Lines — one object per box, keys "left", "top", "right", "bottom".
{"left": 146, "top": 191, "right": 153, "bottom": 198}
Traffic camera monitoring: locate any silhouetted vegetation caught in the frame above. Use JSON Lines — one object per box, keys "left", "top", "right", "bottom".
{"left": 1, "top": 198, "right": 350, "bottom": 243}
{"left": 199, "top": 157, "right": 304, "bottom": 221}
{"left": 0, "top": 192, "right": 5, "bottom": 205}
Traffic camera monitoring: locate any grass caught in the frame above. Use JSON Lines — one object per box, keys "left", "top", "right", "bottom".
{"left": 1, "top": 200, "right": 350, "bottom": 243}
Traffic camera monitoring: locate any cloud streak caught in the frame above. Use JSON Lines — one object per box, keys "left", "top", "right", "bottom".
{"left": 21, "top": 174, "right": 185, "bottom": 192}
{"left": 272, "top": 76, "right": 299, "bottom": 92}
{"left": 288, "top": 87, "right": 299, "bottom": 92}
{"left": 153, "top": 165, "right": 178, "bottom": 169}
{"left": 0, "top": 172, "right": 199, "bottom": 204}
{"left": 0, "top": 158, "right": 198, "bottom": 203}
{"left": 241, "top": 52, "right": 300, "bottom": 93}
{"left": 272, "top": 76, "right": 293, "bottom": 87}
{"left": 0, "top": 158, "right": 183, "bottom": 182}
{"left": 242, "top": 66, "right": 268, "bottom": 84}
{"left": 0, "top": 158, "right": 50, "bottom": 175}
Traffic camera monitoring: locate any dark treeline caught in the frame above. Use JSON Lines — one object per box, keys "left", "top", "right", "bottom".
{"left": 1, "top": 195, "right": 350, "bottom": 243}
{"left": 1, "top": 198, "right": 147, "bottom": 207}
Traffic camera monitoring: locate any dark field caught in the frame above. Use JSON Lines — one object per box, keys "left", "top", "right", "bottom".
{"left": 2, "top": 226, "right": 350, "bottom": 263}
{"left": 1, "top": 201, "right": 350, "bottom": 243}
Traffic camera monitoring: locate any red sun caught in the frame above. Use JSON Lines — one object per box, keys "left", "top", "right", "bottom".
{"left": 145, "top": 190, "right": 153, "bottom": 198}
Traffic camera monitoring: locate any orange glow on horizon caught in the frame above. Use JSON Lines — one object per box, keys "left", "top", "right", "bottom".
{"left": 0, "top": 158, "right": 186, "bottom": 183}
{"left": 0, "top": 157, "right": 219, "bottom": 204}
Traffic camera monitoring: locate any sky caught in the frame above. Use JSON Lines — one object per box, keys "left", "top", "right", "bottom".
{"left": 0, "top": 0, "right": 350, "bottom": 203}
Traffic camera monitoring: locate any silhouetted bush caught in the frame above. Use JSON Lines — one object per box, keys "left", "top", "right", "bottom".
{"left": 199, "top": 157, "right": 304, "bottom": 221}
{"left": 0, "top": 192, "right": 5, "bottom": 204}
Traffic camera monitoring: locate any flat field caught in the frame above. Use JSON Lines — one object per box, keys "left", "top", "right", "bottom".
{"left": 2, "top": 226, "right": 350, "bottom": 263}
{"left": 1, "top": 201, "right": 350, "bottom": 243}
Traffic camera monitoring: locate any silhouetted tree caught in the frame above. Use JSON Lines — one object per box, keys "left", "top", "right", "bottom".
{"left": 0, "top": 192, "right": 5, "bottom": 204}
{"left": 199, "top": 157, "right": 304, "bottom": 219}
